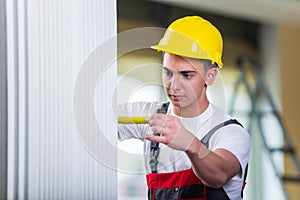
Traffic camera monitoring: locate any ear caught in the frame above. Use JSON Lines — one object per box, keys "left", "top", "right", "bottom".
{"left": 205, "top": 68, "right": 217, "bottom": 85}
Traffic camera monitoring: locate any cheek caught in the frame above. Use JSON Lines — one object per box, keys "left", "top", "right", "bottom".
{"left": 187, "top": 79, "right": 205, "bottom": 94}
{"left": 162, "top": 76, "right": 169, "bottom": 87}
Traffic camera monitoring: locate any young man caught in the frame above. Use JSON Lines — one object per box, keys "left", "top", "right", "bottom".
{"left": 118, "top": 16, "right": 250, "bottom": 200}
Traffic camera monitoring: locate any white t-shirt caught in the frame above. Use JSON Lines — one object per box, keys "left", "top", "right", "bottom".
{"left": 118, "top": 101, "right": 250, "bottom": 200}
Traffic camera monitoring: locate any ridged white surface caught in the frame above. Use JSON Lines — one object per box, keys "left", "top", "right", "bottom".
{"left": 7, "top": 0, "right": 117, "bottom": 199}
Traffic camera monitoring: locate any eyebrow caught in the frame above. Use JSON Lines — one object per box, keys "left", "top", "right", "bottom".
{"left": 163, "top": 67, "right": 196, "bottom": 75}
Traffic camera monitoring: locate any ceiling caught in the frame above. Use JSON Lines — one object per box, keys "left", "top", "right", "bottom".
{"left": 151, "top": 0, "right": 300, "bottom": 26}
{"left": 118, "top": 0, "right": 261, "bottom": 43}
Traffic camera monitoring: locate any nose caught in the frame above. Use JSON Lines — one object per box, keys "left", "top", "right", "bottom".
{"left": 169, "top": 74, "right": 181, "bottom": 91}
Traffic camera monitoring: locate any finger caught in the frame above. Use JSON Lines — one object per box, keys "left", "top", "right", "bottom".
{"left": 149, "top": 115, "right": 169, "bottom": 128}
{"left": 151, "top": 113, "right": 164, "bottom": 118}
{"left": 144, "top": 134, "right": 165, "bottom": 143}
{"left": 151, "top": 113, "right": 169, "bottom": 120}
{"left": 151, "top": 125, "right": 164, "bottom": 134}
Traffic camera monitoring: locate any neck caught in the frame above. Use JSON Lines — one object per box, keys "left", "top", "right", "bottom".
{"left": 173, "top": 97, "right": 209, "bottom": 118}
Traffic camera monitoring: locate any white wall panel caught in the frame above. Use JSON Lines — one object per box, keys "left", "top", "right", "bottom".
{"left": 0, "top": 0, "right": 8, "bottom": 198}
{"left": 7, "top": 0, "right": 117, "bottom": 199}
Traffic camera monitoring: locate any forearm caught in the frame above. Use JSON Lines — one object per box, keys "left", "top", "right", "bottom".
{"left": 185, "top": 137, "right": 229, "bottom": 188}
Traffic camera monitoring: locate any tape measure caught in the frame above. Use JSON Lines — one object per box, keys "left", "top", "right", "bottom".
{"left": 118, "top": 116, "right": 149, "bottom": 124}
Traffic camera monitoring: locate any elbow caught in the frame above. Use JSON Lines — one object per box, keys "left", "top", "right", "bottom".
{"left": 203, "top": 173, "right": 228, "bottom": 188}
{"left": 192, "top": 165, "right": 230, "bottom": 188}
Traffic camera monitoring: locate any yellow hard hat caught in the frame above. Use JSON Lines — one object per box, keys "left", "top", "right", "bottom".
{"left": 151, "top": 16, "right": 223, "bottom": 67}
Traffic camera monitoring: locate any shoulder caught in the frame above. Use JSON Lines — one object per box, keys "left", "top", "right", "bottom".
{"left": 209, "top": 120, "right": 251, "bottom": 165}
{"left": 207, "top": 104, "right": 250, "bottom": 155}
{"left": 208, "top": 109, "right": 250, "bottom": 146}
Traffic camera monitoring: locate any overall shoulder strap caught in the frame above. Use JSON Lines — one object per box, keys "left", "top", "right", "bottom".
{"left": 200, "top": 119, "right": 243, "bottom": 146}
{"left": 149, "top": 102, "right": 170, "bottom": 173}
{"left": 200, "top": 119, "right": 248, "bottom": 198}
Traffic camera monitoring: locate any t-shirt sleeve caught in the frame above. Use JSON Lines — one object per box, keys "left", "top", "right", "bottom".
{"left": 209, "top": 124, "right": 251, "bottom": 178}
{"left": 117, "top": 101, "right": 163, "bottom": 141}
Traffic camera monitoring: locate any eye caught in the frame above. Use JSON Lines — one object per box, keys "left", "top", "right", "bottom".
{"left": 182, "top": 72, "right": 194, "bottom": 79}
{"left": 163, "top": 68, "right": 173, "bottom": 77}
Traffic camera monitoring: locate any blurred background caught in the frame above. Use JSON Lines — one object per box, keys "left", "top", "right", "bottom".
{"left": 117, "top": 0, "right": 300, "bottom": 200}
{"left": 1, "top": 0, "right": 300, "bottom": 199}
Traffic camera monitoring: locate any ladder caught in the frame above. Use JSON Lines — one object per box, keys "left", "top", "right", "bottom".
{"left": 228, "top": 56, "right": 300, "bottom": 199}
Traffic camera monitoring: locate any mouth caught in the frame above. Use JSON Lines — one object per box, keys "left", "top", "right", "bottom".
{"left": 169, "top": 94, "right": 185, "bottom": 101}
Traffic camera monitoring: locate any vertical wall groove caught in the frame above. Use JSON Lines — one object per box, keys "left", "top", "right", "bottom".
{"left": 13, "top": 0, "right": 19, "bottom": 198}
{"left": 23, "top": 0, "right": 29, "bottom": 198}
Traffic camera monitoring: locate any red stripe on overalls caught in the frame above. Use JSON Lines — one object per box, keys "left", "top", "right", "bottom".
{"left": 147, "top": 168, "right": 202, "bottom": 188}
{"left": 146, "top": 168, "right": 207, "bottom": 200}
